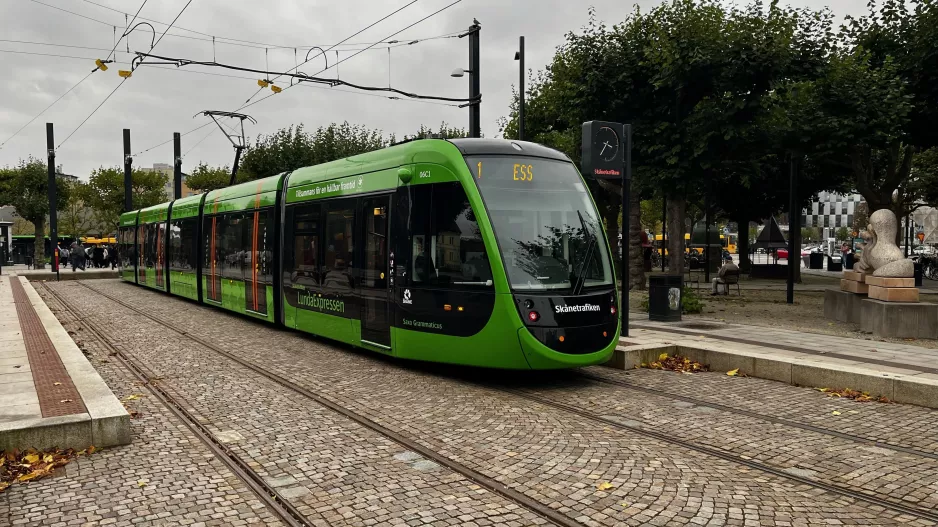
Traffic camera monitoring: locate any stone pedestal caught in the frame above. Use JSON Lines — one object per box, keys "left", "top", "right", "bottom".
{"left": 824, "top": 289, "right": 865, "bottom": 324}
{"left": 860, "top": 299, "right": 938, "bottom": 339}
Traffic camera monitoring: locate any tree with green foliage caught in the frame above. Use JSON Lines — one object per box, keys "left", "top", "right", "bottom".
{"left": 835, "top": 227, "right": 851, "bottom": 242}
{"left": 801, "top": 227, "right": 821, "bottom": 243}
{"left": 185, "top": 163, "right": 232, "bottom": 193}
{"left": 59, "top": 182, "right": 100, "bottom": 239}
{"left": 500, "top": 1, "right": 839, "bottom": 284}
{"left": 81, "top": 167, "right": 168, "bottom": 233}
{"left": 0, "top": 158, "right": 72, "bottom": 268}
{"left": 911, "top": 147, "right": 938, "bottom": 208}
{"left": 780, "top": 0, "right": 938, "bottom": 234}
{"left": 238, "top": 122, "right": 388, "bottom": 181}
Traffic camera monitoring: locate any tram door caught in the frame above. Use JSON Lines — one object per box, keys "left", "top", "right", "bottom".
{"left": 360, "top": 196, "right": 391, "bottom": 347}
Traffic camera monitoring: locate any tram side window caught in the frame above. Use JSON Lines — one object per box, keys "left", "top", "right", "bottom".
{"left": 170, "top": 218, "right": 197, "bottom": 271}
{"left": 254, "top": 209, "right": 273, "bottom": 284}
{"left": 289, "top": 204, "right": 321, "bottom": 287}
{"left": 323, "top": 201, "right": 355, "bottom": 291}
{"left": 203, "top": 216, "right": 215, "bottom": 272}
{"left": 407, "top": 183, "right": 491, "bottom": 289}
{"left": 240, "top": 209, "right": 273, "bottom": 284}
{"left": 118, "top": 227, "right": 134, "bottom": 269}
{"left": 220, "top": 214, "right": 244, "bottom": 280}
{"left": 144, "top": 223, "right": 157, "bottom": 268}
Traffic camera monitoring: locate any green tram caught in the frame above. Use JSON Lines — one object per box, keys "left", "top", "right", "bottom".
{"left": 118, "top": 139, "right": 619, "bottom": 369}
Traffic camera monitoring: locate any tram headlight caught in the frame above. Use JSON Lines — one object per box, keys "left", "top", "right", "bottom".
{"left": 527, "top": 310, "right": 540, "bottom": 322}
{"left": 523, "top": 299, "right": 534, "bottom": 309}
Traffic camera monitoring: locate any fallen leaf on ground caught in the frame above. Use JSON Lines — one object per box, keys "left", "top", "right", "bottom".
{"left": 53, "top": 382, "right": 62, "bottom": 386}
{"left": 831, "top": 410, "right": 842, "bottom": 416}
{"left": 597, "top": 482, "right": 614, "bottom": 491}
{"left": 727, "top": 368, "right": 739, "bottom": 376}
{"left": 60, "top": 399, "right": 72, "bottom": 403}
{"left": 644, "top": 355, "right": 707, "bottom": 374}
{"left": 1, "top": 447, "right": 86, "bottom": 492}
{"left": 620, "top": 502, "right": 629, "bottom": 507}
{"left": 137, "top": 481, "right": 147, "bottom": 487}
{"left": 818, "top": 387, "right": 889, "bottom": 403}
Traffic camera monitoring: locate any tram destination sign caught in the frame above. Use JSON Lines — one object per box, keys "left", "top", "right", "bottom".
{"left": 581, "top": 121, "right": 627, "bottom": 180}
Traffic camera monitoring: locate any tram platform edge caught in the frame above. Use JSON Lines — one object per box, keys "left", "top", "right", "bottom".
{"left": 0, "top": 276, "right": 130, "bottom": 452}
{"left": 609, "top": 318, "right": 938, "bottom": 410}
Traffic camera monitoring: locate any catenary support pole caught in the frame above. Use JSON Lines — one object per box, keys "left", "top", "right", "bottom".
{"left": 517, "top": 36, "right": 524, "bottom": 141}
{"left": 123, "top": 129, "right": 132, "bottom": 212}
{"left": 47, "top": 123, "right": 58, "bottom": 278}
{"left": 173, "top": 132, "right": 182, "bottom": 200}
{"left": 787, "top": 153, "right": 798, "bottom": 304}
{"left": 705, "top": 188, "right": 711, "bottom": 283}
{"left": 468, "top": 21, "right": 481, "bottom": 138}
{"left": 661, "top": 196, "right": 667, "bottom": 272}
{"left": 622, "top": 124, "right": 632, "bottom": 337}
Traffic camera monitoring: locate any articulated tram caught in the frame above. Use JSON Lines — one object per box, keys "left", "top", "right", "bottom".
{"left": 118, "top": 138, "right": 619, "bottom": 369}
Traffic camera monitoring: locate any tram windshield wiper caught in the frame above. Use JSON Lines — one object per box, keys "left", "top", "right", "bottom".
{"left": 572, "top": 210, "right": 598, "bottom": 296}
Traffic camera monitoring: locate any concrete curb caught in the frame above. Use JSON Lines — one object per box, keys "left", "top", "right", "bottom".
{"left": 607, "top": 339, "right": 938, "bottom": 410}
{"left": 19, "top": 270, "right": 118, "bottom": 281}
{"left": 18, "top": 277, "right": 130, "bottom": 448}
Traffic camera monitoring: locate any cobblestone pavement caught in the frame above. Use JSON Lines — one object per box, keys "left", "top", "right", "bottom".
{"left": 3, "top": 287, "right": 285, "bottom": 526}
{"left": 513, "top": 370, "right": 938, "bottom": 512}
{"left": 35, "top": 283, "right": 549, "bottom": 527}
{"left": 44, "top": 279, "right": 938, "bottom": 526}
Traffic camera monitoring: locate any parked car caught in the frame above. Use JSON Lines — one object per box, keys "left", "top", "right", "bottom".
{"left": 777, "top": 248, "right": 811, "bottom": 259}
{"left": 913, "top": 245, "right": 936, "bottom": 256}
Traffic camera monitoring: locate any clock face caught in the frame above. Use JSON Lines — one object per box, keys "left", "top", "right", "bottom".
{"left": 595, "top": 126, "right": 620, "bottom": 162}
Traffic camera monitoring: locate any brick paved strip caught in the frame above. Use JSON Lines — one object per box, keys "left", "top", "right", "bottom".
{"left": 10, "top": 278, "right": 86, "bottom": 417}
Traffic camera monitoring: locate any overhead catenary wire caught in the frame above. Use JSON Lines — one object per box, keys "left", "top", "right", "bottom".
{"left": 241, "top": 0, "right": 419, "bottom": 106}
{"left": 0, "top": 70, "right": 95, "bottom": 150}
{"left": 57, "top": 0, "right": 196, "bottom": 149}
{"left": 132, "top": 0, "right": 463, "bottom": 159}
{"left": 30, "top": 0, "right": 459, "bottom": 53}
{"left": 135, "top": 52, "right": 479, "bottom": 103}
{"left": 238, "top": 0, "right": 465, "bottom": 112}
{"left": 132, "top": 2, "right": 454, "bottom": 157}
{"left": 79, "top": 0, "right": 456, "bottom": 51}
{"left": 103, "top": 0, "right": 149, "bottom": 62}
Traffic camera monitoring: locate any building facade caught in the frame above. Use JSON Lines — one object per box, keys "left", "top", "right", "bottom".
{"left": 138, "top": 163, "right": 199, "bottom": 199}
{"left": 801, "top": 191, "right": 863, "bottom": 237}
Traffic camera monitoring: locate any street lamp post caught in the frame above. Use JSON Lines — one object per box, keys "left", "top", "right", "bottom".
{"left": 514, "top": 36, "right": 525, "bottom": 141}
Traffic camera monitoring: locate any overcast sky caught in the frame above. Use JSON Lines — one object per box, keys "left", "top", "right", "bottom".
{"left": 0, "top": 0, "right": 867, "bottom": 180}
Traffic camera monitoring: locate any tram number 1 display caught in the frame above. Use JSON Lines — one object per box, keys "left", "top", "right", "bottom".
{"left": 475, "top": 161, "right": 534, "bottom": 182}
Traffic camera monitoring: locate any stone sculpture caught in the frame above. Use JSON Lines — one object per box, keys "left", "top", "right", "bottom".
{"left": 863, "top": 209, "right": 914, "bottom": 277}
{"left": 855, "top": 229, "right": 875, "bottom": 274}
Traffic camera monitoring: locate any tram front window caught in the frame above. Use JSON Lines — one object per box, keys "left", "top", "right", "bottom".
{"left": 468, "top": 156, "right": 613, "bottom": 292}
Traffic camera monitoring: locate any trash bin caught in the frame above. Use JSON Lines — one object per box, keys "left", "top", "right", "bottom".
{"left": 827, "top": 255, "right": 843, "bottom": 272}
{"left": 914, "top": 260, "right": 923, "bottom": 287}
{"left": 844, "top": 253, "right": 854, "bottom": 270}
{"left": 809, "top": 252, "right": 824, "bottom": 269}
{"left": 649, "top": 275, "right": 683, "bottom": 322}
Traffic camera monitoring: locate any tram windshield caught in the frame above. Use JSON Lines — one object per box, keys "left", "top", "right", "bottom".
{"left": 468, "top": 156, "right": 614, "bottom": 292}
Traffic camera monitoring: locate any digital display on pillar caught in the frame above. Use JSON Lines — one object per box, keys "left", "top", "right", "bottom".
{"left": 581, "top": 121, "right": 626, "bottom": 180}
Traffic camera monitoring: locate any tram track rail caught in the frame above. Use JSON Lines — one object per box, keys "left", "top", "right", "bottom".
{"left": 40, "top": 283, "right": 313, "bottom": 527}
{"left": 72, "top": 280, "right": 938, "bottom": 525}
{"left": 67, "top": 281, "right": 585, "bottom": 527}
{"left": 577, "top": 371, "right": 938, "bottom": 461}
{"left": 500, "top": 387, "right": 938, "bottom": 524}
